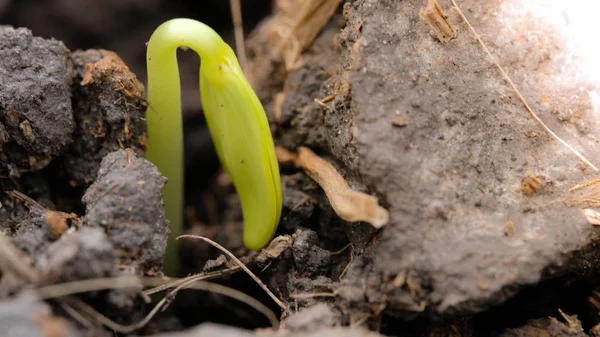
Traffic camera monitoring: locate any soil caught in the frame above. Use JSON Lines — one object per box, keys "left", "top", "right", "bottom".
{"left": 2, "top": 0, "right": 600, "bottom": 337}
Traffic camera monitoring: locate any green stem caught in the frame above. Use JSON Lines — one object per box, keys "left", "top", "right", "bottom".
{"left": 145, "top": 19, "right": 224, "bottom": 276}
{"left": 146, "top": 19, "right": 282, "bottom": 276}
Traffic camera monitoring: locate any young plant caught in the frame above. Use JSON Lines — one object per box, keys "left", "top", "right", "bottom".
{"left": 145, "top": 18, "right": 282, "bottom": 273}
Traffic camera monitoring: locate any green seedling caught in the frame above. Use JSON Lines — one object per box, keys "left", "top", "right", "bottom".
{"left": 145, "top": 18, "right": 282, "bottom": 273}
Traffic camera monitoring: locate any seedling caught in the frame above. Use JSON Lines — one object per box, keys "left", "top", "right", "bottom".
{"left": 145, "top": 18, "right": 282, "bottom": 273}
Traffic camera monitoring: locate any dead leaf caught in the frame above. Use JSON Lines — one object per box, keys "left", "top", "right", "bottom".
{"left": 247, "top": 0, "right": 342, "bottom": 90}
{"left": 276, "top": 146, "right": 389, "bottom": 228}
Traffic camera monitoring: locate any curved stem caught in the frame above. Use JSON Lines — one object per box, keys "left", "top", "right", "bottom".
{"left": 145, "top": 19, "right": 225, "bottom": 276}
{"left": 146, "top": 19, "right": 282, "bottom": 276}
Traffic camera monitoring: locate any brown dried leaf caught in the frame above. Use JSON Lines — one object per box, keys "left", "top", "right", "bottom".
{"left": 247, "top": 0, "right": 342, "bottom": 89}
{"left": 276, "top": 146, "right": 389, "bottom": 228}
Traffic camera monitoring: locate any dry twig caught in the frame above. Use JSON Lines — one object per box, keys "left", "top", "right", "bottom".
{"left": 290, "top": 292, "right": 336, "bottom": 299}
{"left": 142, "top": 267, "right": 241, "bottom": 296}
{"left": 23, "top": 277, "right": 142, "bottom": 301}
{"left": 178, "top": 234, "right": 290, "bottom": 315}
{"left": 565, "top": 177, "right": 600, "bottom": 208}
{"left": 276, "top": 146, "right": 389, "bottom": 227}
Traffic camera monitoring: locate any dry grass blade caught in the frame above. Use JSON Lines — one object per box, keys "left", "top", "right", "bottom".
{"left": 9, "top": 190, "right": 77, "bottom": 219}
{"left": 565, "top": 177, "right": 600, "bottom": 208}
{"left": 0, "top": 232, "right": 39, "bottom": 283}
{"left": 449, "top": 0, "right": 598, "bottom": 171}
{"left": 290, "top": 292, "right": 336, "bottom": 299}
{"left": 58, "top": 300, "right": 98, "bottom": 332}
{"left": 177, "top": 234, "right": 290, "bottom": 315}
{"left": 230, "top": 0, "right": 248, "bottom": 73}
{"left": 63, "top": 295, "right": 168, "bottom": 334}
{"left": 141, "top": 266, "right": 241, "bottom": 296}
{"left": 165, "top": 277, "right": 279, "bottom": 328}
{"left": 64, "top": 277, "right": 279, "bottom": 333}
{"left": 276, "top": 146, "right": 389, "bottom": 227}
{"left": 21, "top": 277, "right": 142, "bottom": 301}
{"left": 570, "top": 178, "right": 600, "bottom": 192}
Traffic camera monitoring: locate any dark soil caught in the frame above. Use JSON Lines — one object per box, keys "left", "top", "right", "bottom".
{"left": 2, "top": 0, "right": 600, "bottom": 337}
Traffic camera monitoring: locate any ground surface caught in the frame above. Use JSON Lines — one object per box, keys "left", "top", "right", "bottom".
{"left": 1, "top": 0, "right": 600, "bottom": 336}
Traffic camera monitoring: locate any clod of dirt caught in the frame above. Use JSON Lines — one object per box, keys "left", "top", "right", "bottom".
{"left": 292, "top": 229, "right": 331, "bottom": 276}
{"left": 0, "top": 26, "right": 74, "bottom": 172}
{"left": 280, "top": 185, "right": 314, "bottom": 232}
{"left": 271, "top": 0, "right": 600, "bottom": 320}
{"left": 65, "top": 49, "right": 147, "bottom": 185}
{"left": 0, "top": 299, "right": 79, "bottom": 337}
{"left": 37, "top": 227, "right": 116, "bottom": 283}
{"left": 82, "top": 149, "right": 169, "bottom": 274}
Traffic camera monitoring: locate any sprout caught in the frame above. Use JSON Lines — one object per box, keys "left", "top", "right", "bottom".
{"left": 145, "top": 18, "right": 282, "bottom": 272}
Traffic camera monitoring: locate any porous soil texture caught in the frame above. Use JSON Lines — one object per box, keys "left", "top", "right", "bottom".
{"left": 2, "top": 0, "right": 600, "bottom": 337}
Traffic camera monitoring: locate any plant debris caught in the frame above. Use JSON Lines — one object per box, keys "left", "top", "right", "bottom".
{"left": 276, "top": 146, "right": 389, "bottom": 228}
{"left": 247, "top": 0, "right": 342, "bottom": 100}
{"left": 565, "top": 177, "right": 600, "bottom": 208}
{"left": 419, "top": 0, "right": 455, "bottom": 44}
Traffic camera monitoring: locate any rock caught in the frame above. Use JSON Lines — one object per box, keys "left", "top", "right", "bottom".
{"left": 0, "top": 26, "right": 73, "bottom": 171}
{"left": 82, "top": 149, "right": 169, "bottom": 274}
{"left": 275, "top": 0, "right": 600, "bottom": 319}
